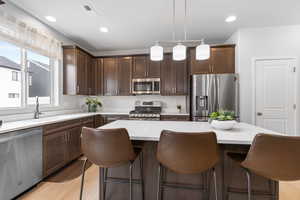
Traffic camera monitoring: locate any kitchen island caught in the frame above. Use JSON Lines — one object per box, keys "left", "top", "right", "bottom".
{"left": 99, "top": 120, "right": 281, "bottom": 200}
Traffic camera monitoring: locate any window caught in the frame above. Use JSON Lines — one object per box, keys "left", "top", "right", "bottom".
{"left": 12, "top": 71, "right": 19, "bottom": 81}
{"left": 0, "top": 40, "right": 59, "bottom": 108}
{"left": 27, "top": 51, "right": 51, "bottom": 105}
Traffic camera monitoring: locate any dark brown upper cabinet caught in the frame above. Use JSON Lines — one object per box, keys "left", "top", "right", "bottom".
{"left": 63, "top": 46, "right": 94, "bottom": 95}
{"left": 117, "top": 57, "right": 132, "bottom": 96}
{"left": 94, "top": 58, "right": 103, "bottom": 96}
{"left": 210, "top": 46, "right": 235, "bottom": 73}
{"left": 103, "top": 57, "right": 118, "bottom": 96}
{"left": 103, "top": 57, "right": 132, "bottom": 96}
{"left": 161, "top": 54, "right": 188, "bottom": 96}
{"left": 148, "top": 57, "right": 161, "bottom": 78}
{"left": 189, "top": 44, "right": 235, "bottom": 74}
{"left": 87, "top": 57, "right": 96, "bottom": 95}
{"left": 190, "top": 48, "right": 211, "bottom": 74}
{"left": 132, "top": 56, "right": 147, "bottom": 78}
{"left": 132, "top": 55, "right": 161, "bottom": 78}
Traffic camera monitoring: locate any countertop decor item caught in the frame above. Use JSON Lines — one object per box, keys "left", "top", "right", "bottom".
{"left": 85, "top": 97, "right": 102, "bottom": 112}
{"left": 209, "top": 111, "right": 237, "bottom": 130}
{"left": 0, "top": 120, "right": 2, "bottom": 127}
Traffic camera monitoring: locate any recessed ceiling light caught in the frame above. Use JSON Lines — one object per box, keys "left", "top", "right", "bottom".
{"left": 225, "top": 15, "right": 237, "bottom": 23}
{"left": 45, "top": 16, "right": 56, "bottom": 22}
{"left": 99, "top": 27, "right": 109, "bottom": 33}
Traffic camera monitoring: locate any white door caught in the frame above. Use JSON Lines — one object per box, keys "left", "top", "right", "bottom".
{"left": 255, "top": 59, "right": 296, "bottom": 135}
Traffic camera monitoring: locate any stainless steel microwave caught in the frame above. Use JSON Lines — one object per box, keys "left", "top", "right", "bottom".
{"left": 132, "top": 78, "right": 160, "bottom": 94}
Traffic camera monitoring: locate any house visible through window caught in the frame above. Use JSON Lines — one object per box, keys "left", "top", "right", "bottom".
{"left": 0, "top": 40, "right": 59, "bottom": 108}
{"left": 12, "top": 71, "right": 19, "bottom": 81}
{"left": 8, "top": 93, "right": 20, "bottom": 98}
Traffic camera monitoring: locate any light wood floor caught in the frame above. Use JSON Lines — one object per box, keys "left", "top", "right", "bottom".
{"left": 18, "top": 158, "right": 300, "bottom": 200}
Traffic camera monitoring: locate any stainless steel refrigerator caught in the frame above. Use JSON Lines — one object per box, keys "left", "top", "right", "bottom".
{"left": 191, "top": 74, "right": 239, "bottom": 121}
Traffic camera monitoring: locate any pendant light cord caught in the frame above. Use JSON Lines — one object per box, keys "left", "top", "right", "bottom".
{"left": 184, "top": 0, "right": 187, "bottom": 41}
{"left": 173, "top": 0, "right": 176, "bottom": 41}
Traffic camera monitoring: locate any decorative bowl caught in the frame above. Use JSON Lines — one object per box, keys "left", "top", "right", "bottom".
{"left": 210, "top": 120, "right": 237, "bottom": 130}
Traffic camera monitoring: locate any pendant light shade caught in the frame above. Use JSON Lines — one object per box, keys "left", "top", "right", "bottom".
{"left": 150, "top": 44, "right": 163, "bottom": 61}
{"left": 196, "top": 41, "right": 210, "bottom": 60}
{"left": 173, "top": 43, "right": 186, "bottom": 61}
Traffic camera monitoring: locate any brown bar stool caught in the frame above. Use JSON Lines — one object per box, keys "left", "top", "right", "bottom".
{"left": 156, "top": 130, "right": 220, "bottom": 200}
{"left": 227, "top": 133, "right": 300, "bottom": 200}
{"left": 80, "top": 127, "right": 144, "bottom": 200}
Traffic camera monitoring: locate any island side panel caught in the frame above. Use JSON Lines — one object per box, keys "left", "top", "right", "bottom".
{"left": 101, "top": 142, "right": 278, "bottom": 200}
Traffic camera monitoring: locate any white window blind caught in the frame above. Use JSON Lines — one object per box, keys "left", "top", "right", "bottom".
{"left": 0, "top": 10, "right": 62, "bottom": 60}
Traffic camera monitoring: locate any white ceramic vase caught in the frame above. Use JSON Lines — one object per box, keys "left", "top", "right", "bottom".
{"left": 210, "top": 120, "right": 237, "bottom": 130}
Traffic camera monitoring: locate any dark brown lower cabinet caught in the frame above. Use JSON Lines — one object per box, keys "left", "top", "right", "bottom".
{"left": 94, "top": 115, "right": 105, "bottom": 128}
{"left": 43, "top": 117, "right": 95, "bottom": 177}
{"left": 68, "top": 126, "right": 82, "bottom": 162}
{"left": 160, "top": 115, "right": 190, "bottom": 121}
{"left": 43, "top": 130, "right": 68, "bottom": 177}
{"left": 103, "top": 115, "right": 129, "bottom": 124}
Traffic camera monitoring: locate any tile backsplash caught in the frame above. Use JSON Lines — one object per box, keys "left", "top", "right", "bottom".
{"left": 79, "top": 95, "right": 188, "bottom": 113}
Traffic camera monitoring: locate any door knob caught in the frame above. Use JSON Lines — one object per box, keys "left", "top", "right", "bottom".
{"left": 257, "top": 112, "right": 263, "bottom": 116}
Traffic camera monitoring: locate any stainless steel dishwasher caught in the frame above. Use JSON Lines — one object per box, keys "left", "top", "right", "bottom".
{"left": 0, "top": 127, "right": 43, "bottom": 200}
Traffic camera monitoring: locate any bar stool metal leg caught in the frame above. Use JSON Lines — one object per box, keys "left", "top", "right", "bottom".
{"left": 245, "top": 169, "right": 252, "bottom": 200}
{"left": 79, "top": 159, "right": 89, "bottom": 200}
{"left": 157, "top": 164, "right": 162, "bottom": 200}
{"left": 99, "top": 167, "right": 105, "bottom": 200}
{"left": 129, "top": 162, "right": 133, "bottom": 200}
{"left": 103, "top": 168, "right": 108, "bottom": 200}
{"left": 212, "top": 168, "right": 218, "bottom": 200}
{"left": 139, "top": 152, "right": 145, "bottom": 200}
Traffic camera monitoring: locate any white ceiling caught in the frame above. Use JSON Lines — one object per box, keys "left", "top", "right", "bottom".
{"left": 9, "top": 0, "right": 300, "bottom": 52}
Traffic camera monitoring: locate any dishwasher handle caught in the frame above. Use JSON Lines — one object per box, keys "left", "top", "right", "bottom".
{"left": 0, "top": 128, "right": 42, "bottom": 143}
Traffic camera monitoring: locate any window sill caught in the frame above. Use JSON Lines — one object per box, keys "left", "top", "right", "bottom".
{"left": 0, "top": 105, "right": 78, "bottom": 116}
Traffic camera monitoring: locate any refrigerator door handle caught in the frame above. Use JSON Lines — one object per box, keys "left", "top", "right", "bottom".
{"left": 216, "top": 75, "right": 220, "bottom": 110}
{"left": 208, "top": 75, "right": 213, "bottom": 114}
{"left": 195, "top": 96, "right": 199, "bottom": 111}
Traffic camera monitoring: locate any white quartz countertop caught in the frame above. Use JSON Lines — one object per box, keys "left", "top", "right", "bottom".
{"left": 0, "top": 111, "right": 190, "bottom": 135}
{"left": 0, "top": 112, "right": 99, "bottom": 134}
{"left": 99, "top": 120, "right": 282, "bottom": 145}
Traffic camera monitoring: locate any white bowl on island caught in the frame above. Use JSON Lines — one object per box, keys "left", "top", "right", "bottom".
{"left": 210, "top": 120, "right": 237, "bottom": 130}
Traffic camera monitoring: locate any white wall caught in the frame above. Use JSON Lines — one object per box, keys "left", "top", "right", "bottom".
{"left": 226, "top": 25, "right": 300, "bottom": 134}
{"left": 78, "top": 95, "right": 188, "bottom": 114}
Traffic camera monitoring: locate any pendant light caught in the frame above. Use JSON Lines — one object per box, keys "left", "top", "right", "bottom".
{"left": 172, "top": 0, "right": 187, "bottom": 61}
{"left": 150, "top": 0, "right": 210, "bottom": 61}
{"left": 150, "top": 42, "right": 163, "bottom": 61}
{"left": 173, "top": 43, "right": 186, "bottom": 61}
{"left": 196, "top": 39, "right": 210, "bottom": 60}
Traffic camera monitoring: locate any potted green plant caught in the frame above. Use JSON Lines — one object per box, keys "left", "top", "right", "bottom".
{"left": 85, "top": 97, "right": 102, "bottom": 112}
{"left": 209, "top": 110, "right": 237, "bottom": 130}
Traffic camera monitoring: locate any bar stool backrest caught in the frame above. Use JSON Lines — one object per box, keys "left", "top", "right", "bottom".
{"left": 157, "top": 130, "right": 220, "bottom": 174}
{"left": 242, "top": 133, "right": 300, "bottom": 181}
{"left": 81, "top": 127, "right": 136, "bottom": 168}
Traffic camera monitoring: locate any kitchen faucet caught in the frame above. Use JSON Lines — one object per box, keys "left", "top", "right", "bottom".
{"left": 34, "top": 96, "right": 42, "bottom": 119}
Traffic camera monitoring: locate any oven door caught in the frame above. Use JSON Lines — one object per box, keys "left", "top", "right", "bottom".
{"left": 132, "top": 79, "right": 154, "bottom": 94}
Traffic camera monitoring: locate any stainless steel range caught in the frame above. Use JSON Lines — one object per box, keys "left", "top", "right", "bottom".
{"left": 129, "top": 101, "right": 162, "bottom": 120}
